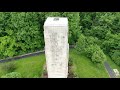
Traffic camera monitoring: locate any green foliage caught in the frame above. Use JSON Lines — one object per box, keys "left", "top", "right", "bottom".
{"left": 79, "top": 12, "right": 120, "bottom": 65}
{"left": 70, "top": 49, "right": 109, "bottom": 78}
{"left": 102, "top": 32, "right": 120, "bottom": 53}
{"left": 85, "top": 44, "right": 106, "bottom": 63}
{"left": 0, "top": 12, "right": 44, "bottom": 59}
{"left": 111, "top": 50, "right": 120, "bottom": 66}
{"left": 75, "top": 34, "right": 106, "bottom": 63}
{"left": 0, "top": 12, "right": 120, "bottom": 67}
{"left": 75, "top": 34, "right": 86, "bottom": 53}
{"left": 0, "top": 36, "right": 16, "bottom": 59}
{"left": 62, "top": 12, "right": 80, "bottom": 44}
{"left": 75, "top": 34, "right": 99, "bottom": 54}
{"left": 85, "top": 44, "right": 100, "bottom": 58}
{"left": 1, "top": 72, "right": 21, "bottom": 78}
{"left": 69, "top": 56, "right": 73, "bottom": 66}
{"left": 0, "top": 54, "right": 45, "bottom": 78}
{"left": 91, "top": 49, "right": 106, "bottom": 63}
{"left": 80, "top": 12, "right": 120, "bottom": 39}
{"left": 101, "top": 31, "right": 120, "bottom": 66}
{"left": 1, "top": 62, "right": 17, "bottom": 73}
{"left": 0, "top": 12, "right": 81, "bottom": 59}
{"left": 9, "top": 12, "right": 44, "bottom": 55}
{"left": 44, "top": 12, "right": 62, "bottom": 18}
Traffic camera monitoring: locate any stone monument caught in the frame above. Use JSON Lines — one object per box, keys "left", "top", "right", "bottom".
{"left": 44, "top": 17, "right": 69, "bottom": 78}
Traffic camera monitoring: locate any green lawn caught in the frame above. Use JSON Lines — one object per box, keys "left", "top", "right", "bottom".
{"left": 0, "top": 54, "right": 45, "bottom": 78}
{"left": 70, "top": 49, "right": 109, "bottom": 78}
{"left": 0, "top": 49, "right": 119, "bottom": 78}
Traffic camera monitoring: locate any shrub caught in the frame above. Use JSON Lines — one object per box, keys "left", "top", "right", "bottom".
{"left": 85, "top": 44, "right": 106, "bottom": 63}
{"left": 1, "top": 62, "right": 17, "bottom": 73}
{"left": 85, "top": 44, "right": 100, "bottom": 58}
{"left": 91, "top": 50, "right": 106, "bottom": 63}
{"left": 0, "top": 36, "right": 16, "bottom": 59}
{"left": 1, "top": 72, "right": 21, "bottom": 78}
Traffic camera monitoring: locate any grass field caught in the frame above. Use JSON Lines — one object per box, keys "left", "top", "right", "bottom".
{"left": 70, "top": 49, "right": 109, "bottom": 78}
{"left": 0, "top": 49, "right": 120, "bottom": 78}
{"left": 0, "top": 54, "right": 45, "bottom": 78}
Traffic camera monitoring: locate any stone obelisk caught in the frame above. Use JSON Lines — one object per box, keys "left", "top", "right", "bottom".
{"left": 44, "top": 17, "right": 69, "bottom": 78}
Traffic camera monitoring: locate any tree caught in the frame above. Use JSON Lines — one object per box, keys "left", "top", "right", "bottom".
{"left": 75, "top": 34, "right": 106, "bottom": 63}
{"left": 62, "top": 12, "right": 80, "bottom": 44}
{"left": 111, "top": 50, "right": 120, "bottom": 66}
{"left": 75, "top": 34, "right": 86, "bottom": 54}
{"left": 91, "top": 49, "right": 106, "bottom": 63}
{"left": 85, "top": 44, "right": 100, "bottom": 58}
{"left": 102, "top": 31, "right": 120, "bottom": 54}
{"left": 75, "top": 34, "right": 99, "bottom": 54}
{"left": 9, "top": 12, "right": 44, "bottom": 55}
{"left": 80, "top": 12, "right": 120, "bottom": 39}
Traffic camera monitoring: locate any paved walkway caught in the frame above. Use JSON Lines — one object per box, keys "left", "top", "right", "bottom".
{"left": 104, "top": 61, "right": 116, "bottom": 78}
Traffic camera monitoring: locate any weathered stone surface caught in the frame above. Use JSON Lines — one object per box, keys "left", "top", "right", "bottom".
{"left": 44, "top": 17, "right": 69, "bottom": 78}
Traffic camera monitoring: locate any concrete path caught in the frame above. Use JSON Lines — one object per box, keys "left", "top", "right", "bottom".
{"left": 104, "top": 61, "right": 116, "bottom": 78}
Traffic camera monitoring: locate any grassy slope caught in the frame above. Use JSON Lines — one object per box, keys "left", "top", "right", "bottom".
{"left": 0, "top": 54, "right": 45, "bottom": 78}
{"left": 70, "top": 49, "right": 109, "bottom": 78}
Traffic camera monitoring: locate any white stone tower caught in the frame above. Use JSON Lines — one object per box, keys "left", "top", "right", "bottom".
{"left": 44, "top": 17, "right": 69, "bottom": 78}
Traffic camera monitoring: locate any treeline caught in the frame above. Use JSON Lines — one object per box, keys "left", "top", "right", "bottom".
{"left": 0, "top": 12, "right": 45, "bottom": 59}
{"left": 0, "top": 12, "right": 80, "bottom": 59}
{"left": 76, "top": 12, "right": 120, "bottom": 66}
{"left": 0, "top": 12, "right": 120, "bottom": 67}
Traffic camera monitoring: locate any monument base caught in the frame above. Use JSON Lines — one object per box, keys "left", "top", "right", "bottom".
{"left": 42, "top": 64, "right": 76, "bottom": 78}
